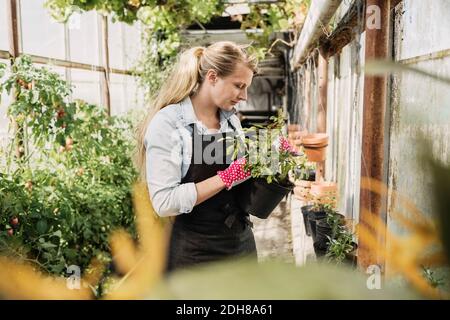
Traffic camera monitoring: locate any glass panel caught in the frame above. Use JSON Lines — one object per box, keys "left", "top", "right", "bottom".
{"left": 0, "top": 0, "right": 9, "bottom": 50}
{"left": 108, "top": 17, "right": 124, "bottom": 70}
{"left": 68, "top": 11, "right": 101, "bottom": 65}
{"left": 70, "top": 69, "right": 102, "bottom": 106}
{"left": 36, "top": 63, "right": 67, "bottom": 81}
{"left": 109, "top": 73, "right": 125, "bottom": 115}
{"left": 124, "top": 74, "right": 144, "bottom": 113}
{"left": 123, "top": 22, "right": 142, "bottom": 70}
{"left": 0, "top": 59, "right": 11, "bottom": 150}
{"left": 20, "top": 0, "right": 65, "bottom": 59}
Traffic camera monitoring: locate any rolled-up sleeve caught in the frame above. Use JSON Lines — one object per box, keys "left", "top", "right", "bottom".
{"left": 145, "top": 111, "right": 197, "bottom": 217}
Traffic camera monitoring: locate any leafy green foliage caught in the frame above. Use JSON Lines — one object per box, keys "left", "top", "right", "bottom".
{"left": 230, "top": 109, "right": 308, "bottom": 186}
{"left": 241, "top": 0, "right": 309, "bottom": 59}
{"left": 325, "top": 226, "right": 355, "bottom": 265}
{"left": 0, "top": 57, "right": 137, "bottom": 276}
{"left": 322, "top": 209, "right": 356, "bottom": 265}
{"left": 0, "top": 56, "right": 74, "bottom": 148}
{"left": 43, "top": 0, "right": 310, "bottom": 102}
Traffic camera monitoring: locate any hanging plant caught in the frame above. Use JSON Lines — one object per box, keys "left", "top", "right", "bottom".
{"left": 44, "top": 0, "right": 310, "bottom": 100}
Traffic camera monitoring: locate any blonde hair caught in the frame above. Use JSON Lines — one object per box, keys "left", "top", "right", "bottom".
{"left": 136, "top": 41, "right": 259, "bottom": 179}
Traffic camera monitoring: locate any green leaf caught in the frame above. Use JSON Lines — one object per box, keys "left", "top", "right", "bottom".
{"left": 36, "top": 220, "right": 48, "bottom": 234}
{"left": 31, "top": 90, "right": 40, "bottom": 104}
{"left": 278, "top": 18, "right": 289, "bottom": 30}
{"left": 64, "top": 248, "right": 77, "bottom": 260}
{"left": 40, "top": 242, "right": 57, "bottom": 249}
{"left": 0, "top": 63, "right": 6, "bottom": 78}
{"left": 52, "top": 230, "right": 62, "bottom": 238}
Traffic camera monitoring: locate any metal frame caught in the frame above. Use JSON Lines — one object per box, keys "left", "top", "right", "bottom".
{"left": 3, "top": 0, "right": 136, "bottom": 115}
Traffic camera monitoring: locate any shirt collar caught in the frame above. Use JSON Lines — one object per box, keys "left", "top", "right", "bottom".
{"left": 180, "top": 95, "right": 237, "bottom": 127}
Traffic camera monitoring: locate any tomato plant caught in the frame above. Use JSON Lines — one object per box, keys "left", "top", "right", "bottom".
{"left": 0, "top": 57, "right": 137, "bottom": 276}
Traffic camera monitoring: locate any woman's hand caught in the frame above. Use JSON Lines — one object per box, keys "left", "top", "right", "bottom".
{"left": 194, "top": 158, "right": 250, "bottom": 207}
{"left": 217, "top": 158, "right": 251, "bottom": 190}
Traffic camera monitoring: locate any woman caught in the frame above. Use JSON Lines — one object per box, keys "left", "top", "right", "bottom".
{"left": 137, "top": 41, "right": 259, "bottom": 272}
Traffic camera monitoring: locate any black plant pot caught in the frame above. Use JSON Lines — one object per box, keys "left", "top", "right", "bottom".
{"left": 313, "top": 218, "right": 333, "bottom": 257}
{"left": 300, "top": 205, "right": 312, "bottom": 236}
{"left": 235, "top": 178, "right": 294, "bottom": 219}
{"left": 294, "top": 168, "right": 316, "bottom": 182}
{"left": 304, "top": 207, "right": 327, "bottom": 243}
{"left": 305, "top": 168, "right": 316, "bottom": 182}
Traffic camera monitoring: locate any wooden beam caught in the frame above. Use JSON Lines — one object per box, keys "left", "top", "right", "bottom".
{"left": 358, "top": 0, "right": 391, "bottom": 270}
{"left": 6, "top": 0, "right": 22, "bottom": 160}
{"left": 6, "top": 0, "right": 19, "bottom": 59}
{"left": 391, "top": 0, "right": 402, "bottom": 9}
{"left": 316, "top": 52, "right": 329, "bottom": 182}
{"left": 0, "top": 51, "right": 133, "bottom": 76}
{"left": 101, "top": 15, "right": 111, "bottom": 116}
{"left": 317, "top": 52, "right": 328, "bottom": 133}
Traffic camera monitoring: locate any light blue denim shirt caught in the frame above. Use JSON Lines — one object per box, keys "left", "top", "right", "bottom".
{"left": 144, "top": 96, "right": 244, "bottom": 217}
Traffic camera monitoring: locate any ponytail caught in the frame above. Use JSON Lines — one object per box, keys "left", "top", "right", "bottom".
{"left": 136, "top": 47, "right": 204, "bottom": 178}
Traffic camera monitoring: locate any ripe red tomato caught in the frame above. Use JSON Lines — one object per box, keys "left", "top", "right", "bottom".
{"left": 10, "top": 217, "right": 19, "bottom": 226}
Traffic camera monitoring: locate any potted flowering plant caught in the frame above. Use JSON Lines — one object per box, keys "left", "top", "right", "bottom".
{"left": 232, "top": 110, "right": 308, "bottom": 219}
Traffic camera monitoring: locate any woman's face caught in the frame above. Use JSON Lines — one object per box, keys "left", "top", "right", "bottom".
{"left": 208, "top": 63, "right": 254, "bottom": 111}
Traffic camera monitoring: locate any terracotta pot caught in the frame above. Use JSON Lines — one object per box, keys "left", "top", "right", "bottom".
{"left": 311, "top": 181, "right": 337, "bottom": 197}
{"left": 303, "top": 146, "right": 327, "bottom": 162}
{"left": 288, "top": 124, "right": 301, "bottom": 132}
{"left": 302, "top": 133, "right": 328, "bottom": 162}
{"left": 311, "top": 181, "right": 337, "bottom": 207}
{"left": 293, "top": 180, "right": 312, "bottom": 201}
{"left": 288, "top": 130, "right": 307, "bottom": 139}
{"left": 295, "top": 180, "right": 312, "bottom": 187}
{"left": 291, "top": 138, "right": 303, "bottom": 147}
{"left": 302, "top": 133, "right": 329, "bottom": 146}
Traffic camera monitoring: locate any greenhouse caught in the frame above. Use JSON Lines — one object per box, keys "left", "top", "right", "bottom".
{"left": 0, "top": 0, "right": 449, "bottom": 303}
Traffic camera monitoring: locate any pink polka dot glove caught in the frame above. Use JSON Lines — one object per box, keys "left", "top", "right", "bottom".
{"left": 217, "top": 158, "right": 251, "bottom": 190}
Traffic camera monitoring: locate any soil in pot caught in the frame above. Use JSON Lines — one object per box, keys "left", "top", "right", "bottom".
{"left": 235, "top": 178, "right": 294, "bottom": 219}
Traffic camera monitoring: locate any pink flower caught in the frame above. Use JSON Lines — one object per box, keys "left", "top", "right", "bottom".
{"left": 279, "top": 136, "right": 295, "bottom": 153}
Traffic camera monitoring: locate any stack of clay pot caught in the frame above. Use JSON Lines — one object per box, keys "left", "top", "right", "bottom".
{"left": 310, "top": 181, "right": 337, "bottom": 208}
{"left": 287, "top": 124, "right": 308, "bottom": 153}
{"left": 301, "top": 133, "right": 329, "bottom": 162}
{"left": 293, "top": 179, "right": 312, "bottom": 201}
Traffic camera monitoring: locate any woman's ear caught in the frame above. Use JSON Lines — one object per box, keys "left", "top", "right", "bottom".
{"left": 206, "top": 69, "right": 218, "bottom": 85}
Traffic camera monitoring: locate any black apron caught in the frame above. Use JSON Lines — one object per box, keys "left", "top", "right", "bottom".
{"left": 166, "top": 119, "right": 256, "bottom": 272}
